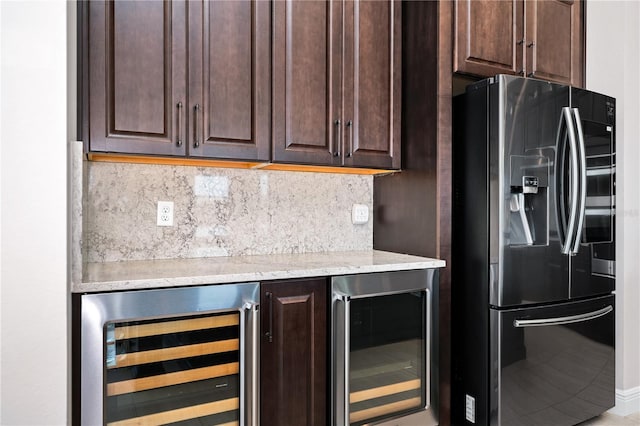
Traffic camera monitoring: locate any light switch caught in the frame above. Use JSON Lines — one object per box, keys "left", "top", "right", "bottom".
{"left": 352, "top": 204, "right": 369, "bottom": 225}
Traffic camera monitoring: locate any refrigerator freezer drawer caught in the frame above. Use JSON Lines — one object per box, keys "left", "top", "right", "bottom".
{"left": 489, "top": 295, "right": 615, "bottom": 426}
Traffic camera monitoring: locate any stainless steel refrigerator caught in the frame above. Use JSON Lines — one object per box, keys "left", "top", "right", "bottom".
{"left": 452, "top": 75, "right": 616, "bottom": 426}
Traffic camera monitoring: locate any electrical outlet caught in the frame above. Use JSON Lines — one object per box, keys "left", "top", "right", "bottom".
{"left": 352, "top": 204, "right": 369, "bottom": 224}
{"left": 157, "top": 201, "right": 174, "bottom": 226}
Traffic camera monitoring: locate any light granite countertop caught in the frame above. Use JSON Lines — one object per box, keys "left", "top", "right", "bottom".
{"left": 75, "top": 250, "right": 445, "bottom": 293}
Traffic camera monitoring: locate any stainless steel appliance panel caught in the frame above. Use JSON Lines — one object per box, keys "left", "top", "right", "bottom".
{"left": 78, "top": 283, "right": 260, "bottom": 426}
{"left": 489, "top": 295, "right": 615, "bottom": 426}
{"left": 494, "top": 75, "right": 571, "bottom": 307}
{"left": 332, "top": 269, "right": 439, "bottom": 426}
{"left": 452, "top": 75, "right": 616, "bottom": 426}
{"left": 570, "top": 88, "right": 616, "bottom": 299}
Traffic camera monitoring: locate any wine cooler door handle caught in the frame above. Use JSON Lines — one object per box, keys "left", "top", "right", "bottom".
{"left": 243, "top": 302, "right": 259, "bottom": 426}
{"left": 343, "top": 298, "right": 350, "bottom": 426}
{"left": 333, "top": 295, "right": 351, "bottom": 426}
{"left": 424, "top": 288, "right": 431, "bottom": 411}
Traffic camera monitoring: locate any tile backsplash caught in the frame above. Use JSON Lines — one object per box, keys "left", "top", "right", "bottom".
{"left": 83, "top": 161, "right": 373, "bottom": 263}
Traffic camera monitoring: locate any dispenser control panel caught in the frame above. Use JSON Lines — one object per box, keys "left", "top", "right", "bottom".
{"left": 522, "top": 176, "right": 539, "bottom": 194}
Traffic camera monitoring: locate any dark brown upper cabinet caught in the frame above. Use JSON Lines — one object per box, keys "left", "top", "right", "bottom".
{"left": 86, "top": 0, "right": 270, "bottom": 161}
{"left": 454, "top": 0, "right": 584, "bottom": 87}
{"left": 188, "top": 0, "right": 270, "bottom": 160}
{"left": 272, "top": 0, "right": 401, "bottom": 169}
{"left": 260, "top": 278, "right": 327, "bottom": 426}
{"left": 525, "top": 0, "right": 584, "bottom": 87}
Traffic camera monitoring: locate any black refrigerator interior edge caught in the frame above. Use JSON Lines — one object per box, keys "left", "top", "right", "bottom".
{"left": 452, "top": 75, "right": 616, "bottom": 426}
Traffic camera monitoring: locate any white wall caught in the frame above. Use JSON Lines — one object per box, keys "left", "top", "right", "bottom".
{"left": 0, "top": 1, "right": 69, "bottom": 424}
{"left": 586, "top": 0, "right": 640, "bottom": 416}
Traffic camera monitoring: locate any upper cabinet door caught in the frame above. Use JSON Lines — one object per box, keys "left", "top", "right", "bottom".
{"left": 343, "top": 0, "right": 401, "bottom": 169}
{"left": 272, "top": 0, "right": 343, "bottom": 166}
{"left": 454, "top": 0, "right": 523, "bottom": 77}
{"left": 454, "top": 0, "right": 584, "bottom": 88}
{"left": 525, "top": 0, "right": 584, "bottom": 87}
{"left": 88, "top": 1, "right": 187, "bottom": 155}
{"left": 188, "top": 0, "right": 270, "bottom": 160}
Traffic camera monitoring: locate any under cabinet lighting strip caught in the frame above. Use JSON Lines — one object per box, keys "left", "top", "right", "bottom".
{"left": 87, "top": 153, "right": 398, "bottom": 175}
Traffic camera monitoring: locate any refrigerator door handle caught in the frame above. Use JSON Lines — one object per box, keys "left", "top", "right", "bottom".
{"left": 555, "top": 111, "right": 569, "bottom": 250}
{"left": 513, "top": 305, "right": 613, "bottom": 328}
{"left": 571, "top": 108, "right": 588, "bottom": 255}
{"left": 560, "top": 107, "right": 580, "bottom": 255}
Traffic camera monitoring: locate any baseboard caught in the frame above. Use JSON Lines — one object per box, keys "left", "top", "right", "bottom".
{"left": 608, "top": 386, "right": 640, "bottom": 417}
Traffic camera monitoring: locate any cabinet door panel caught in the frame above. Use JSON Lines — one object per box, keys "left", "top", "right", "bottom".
{"left": 88, "top": 0, "right": 186, "bottom": 155}
{"left": 526, "top": 0, "right": 584, "bottom": 87}
{"left": 454, "top": 0, "right": 522, "bottom": 77}
{"left": 343, "top": 0, "right": 401, "bottom": 169}
{"left": 189, "top": 0, "right": 270, "bottom": 160}
{"left": 260, "top": 279, "right": 327, "bottom": 426}
{"left": 112, "top": 2, "right": 165, "bottom": 134}
{"left": 273, "top": 0, "right": 341, "bottom": 165}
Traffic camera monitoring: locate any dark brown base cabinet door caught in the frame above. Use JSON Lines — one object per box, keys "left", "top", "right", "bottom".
{"left": 260, "top": 278, "right": 327, "bottom": 426}
{"left": 87, "top": 0, "right": 270, "bottom": 160}
{"left": 88, "top": 1, "right": 187, "bottom": 156}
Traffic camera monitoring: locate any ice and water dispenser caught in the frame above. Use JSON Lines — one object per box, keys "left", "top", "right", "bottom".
{"left": 509, "top": 155, "right": 549, "bottom": 246}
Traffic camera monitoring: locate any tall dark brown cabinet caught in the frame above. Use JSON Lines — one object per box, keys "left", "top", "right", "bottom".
{"left": 272, "top": 0, "right": 401, "bottom": 169}
{"left": 260, "top": 278, "right": 327, "bottom": 426}
{"left": 373, "top": 1, "right": 454, "bottom": 423}
{"left": 85, "top": 0, "right": 270, "bottom": 160}
{"left": 454, "top": 0, "right": 584, "bottom": 87}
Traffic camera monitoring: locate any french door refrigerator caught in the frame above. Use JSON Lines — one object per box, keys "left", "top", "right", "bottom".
{"left": 452, "top": 75, "right": 616, "bottom": 426}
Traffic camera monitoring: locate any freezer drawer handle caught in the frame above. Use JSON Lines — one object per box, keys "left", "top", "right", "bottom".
{"left": 514, "top": 305, "right": 613, "bottom": 328}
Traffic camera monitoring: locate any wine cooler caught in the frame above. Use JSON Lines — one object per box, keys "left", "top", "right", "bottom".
{"left": 332, "top": 269, "right": 439, "bottom": 426}
{"left": 74, "top": 282, "right": 259, "bottom": 426}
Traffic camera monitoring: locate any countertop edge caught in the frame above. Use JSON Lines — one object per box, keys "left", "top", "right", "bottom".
{"left": 73, "top": 251, "right": 445, "bottom": 293}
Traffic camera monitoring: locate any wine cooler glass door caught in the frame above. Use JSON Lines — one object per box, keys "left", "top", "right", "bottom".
{"left": 78, "top": 282, "right": 259, "bottom": 426}
{"left": 332, "top": 269, "right": 438, "bottom": 426}
{"left": 347, "top": 291, "right": 428, "bottom": 425}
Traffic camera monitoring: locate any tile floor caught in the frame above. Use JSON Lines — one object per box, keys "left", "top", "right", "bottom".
{"left": 579, "top": 411, "right": 640, "bottom": 425}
